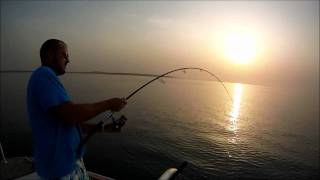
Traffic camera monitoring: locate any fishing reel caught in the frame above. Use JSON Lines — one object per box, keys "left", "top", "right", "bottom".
{"left": 110, "top": 114, "right": 127, "bottom": 130}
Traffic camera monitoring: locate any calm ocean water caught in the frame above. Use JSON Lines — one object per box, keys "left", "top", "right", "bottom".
{"left": 1, "top": 72, "right": 319, "bottom": 179}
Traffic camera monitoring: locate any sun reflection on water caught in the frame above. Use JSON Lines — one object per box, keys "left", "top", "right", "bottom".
{"left": 228, "top": 83, "right": 243, "bottom": 145}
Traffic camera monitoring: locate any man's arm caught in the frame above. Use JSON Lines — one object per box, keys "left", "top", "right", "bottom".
{"left": 49, "top": 98, "right": 127, "bottom": 124}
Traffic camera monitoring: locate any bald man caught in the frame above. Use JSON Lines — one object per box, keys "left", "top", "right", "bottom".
{"left": 27, "top": 39, "right": 127, "bottom": 179}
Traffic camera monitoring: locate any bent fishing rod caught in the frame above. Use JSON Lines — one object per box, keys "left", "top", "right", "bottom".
{"left": 77, "top": 67, "right": 233, "bottom": 154}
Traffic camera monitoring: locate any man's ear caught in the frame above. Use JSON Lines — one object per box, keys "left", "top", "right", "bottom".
{"left": 46, "top": 49, "right": 55, "bottom": 64}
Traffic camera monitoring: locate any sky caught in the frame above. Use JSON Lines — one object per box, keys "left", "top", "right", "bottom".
{"left": 1, "top": 0, "right": 319, "bottom": 87}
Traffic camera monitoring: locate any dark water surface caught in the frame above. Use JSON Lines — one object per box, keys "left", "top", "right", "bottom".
{"left": 1, "top": 73, "right": 319, "bottom": 179}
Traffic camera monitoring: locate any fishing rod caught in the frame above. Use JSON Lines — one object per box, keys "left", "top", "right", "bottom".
{"left": 77, "top": 67, "right": 233, "bottom": 155}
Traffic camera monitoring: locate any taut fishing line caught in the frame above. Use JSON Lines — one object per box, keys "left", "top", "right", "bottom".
{"left": 77, "top": 67, "right": 233, "bottom": 154}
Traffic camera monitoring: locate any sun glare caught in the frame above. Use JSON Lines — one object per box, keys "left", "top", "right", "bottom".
{"left": 224, "top": 32, "right": 257, "bottom": 64}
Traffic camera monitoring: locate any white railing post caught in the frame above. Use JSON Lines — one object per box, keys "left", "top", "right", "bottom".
{"left": 0, "top": 141, "right": 8, "bottom": 163}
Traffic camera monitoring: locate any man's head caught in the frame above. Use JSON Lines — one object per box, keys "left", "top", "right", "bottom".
{"left": 40, "top": 39, "right": 69, "bottom": 75}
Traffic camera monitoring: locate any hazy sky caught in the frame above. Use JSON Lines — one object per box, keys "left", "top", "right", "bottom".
{"left": 1, "top": 1, "right": 319, "bottom": 87}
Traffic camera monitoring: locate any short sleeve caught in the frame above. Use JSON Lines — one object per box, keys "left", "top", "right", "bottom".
{"left": 33, "top": 73, "right": 70, "bottom": 111}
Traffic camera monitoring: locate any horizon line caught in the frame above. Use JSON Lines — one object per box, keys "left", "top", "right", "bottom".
{"left": 1, "top": 70, "right": 255, "bottom": 85}
{"left": 0, "top": 70, "right": 186, "bottom": 80}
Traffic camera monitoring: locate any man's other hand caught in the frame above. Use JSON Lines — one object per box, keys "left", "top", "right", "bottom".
{"left": 109, "top": 98, "right": 127, "bottom": 112}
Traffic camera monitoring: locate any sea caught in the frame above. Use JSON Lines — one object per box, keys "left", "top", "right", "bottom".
{"left": 0, "top": 72, "right": 319, "bottom": 180}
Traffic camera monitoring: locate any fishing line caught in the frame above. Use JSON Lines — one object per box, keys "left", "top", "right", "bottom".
{"left": 77, "top": 67, "right": 233, "bottom": 154}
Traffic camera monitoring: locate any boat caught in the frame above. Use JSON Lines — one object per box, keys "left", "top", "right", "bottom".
{"left": 0, "top": 142, "right": 186, "bottom": 180}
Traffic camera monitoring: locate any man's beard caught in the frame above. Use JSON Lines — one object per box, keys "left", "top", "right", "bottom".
{"left": 52, "top": 63, "right": 66, "bottom": 76}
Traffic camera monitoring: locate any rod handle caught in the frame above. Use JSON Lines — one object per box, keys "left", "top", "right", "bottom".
{"left": 77, "top": 121, "right": 104, "bottom": 155}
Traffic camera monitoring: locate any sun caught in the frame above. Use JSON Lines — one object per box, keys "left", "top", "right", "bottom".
{"left": 223, "top": 32, "right": 257, "bottom": 64}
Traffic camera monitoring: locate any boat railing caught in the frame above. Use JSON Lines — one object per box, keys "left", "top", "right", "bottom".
{"left": 0, "top": 141, "right": 8, "bottom": 164}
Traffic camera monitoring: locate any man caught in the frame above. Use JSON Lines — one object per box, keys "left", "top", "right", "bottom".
{"left": 27, "top": 39, "right": 127, "bottom": 179}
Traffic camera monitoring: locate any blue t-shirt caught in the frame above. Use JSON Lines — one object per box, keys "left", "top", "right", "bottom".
{"left": 27, "top": 66, "right": 84, "bottom": 178}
